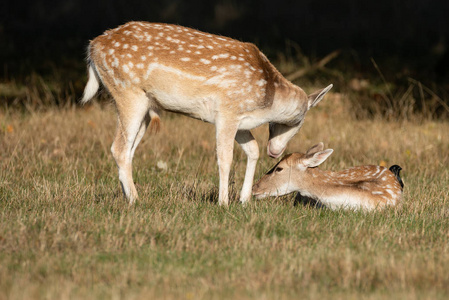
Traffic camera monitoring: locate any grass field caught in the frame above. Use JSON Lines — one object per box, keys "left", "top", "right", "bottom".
{"left": 1, "top": 90, "right": 449, "bottom": 299}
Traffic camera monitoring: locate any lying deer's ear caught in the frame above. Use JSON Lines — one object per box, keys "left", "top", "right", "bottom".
{"left": 306, "top": 142, "right": 325, "bottom": 155}
{"left": 302, "top": 149, "right": 333, "bottom": 168}
{"left": 308, "top": 84, "right": 333, "bottom": 108}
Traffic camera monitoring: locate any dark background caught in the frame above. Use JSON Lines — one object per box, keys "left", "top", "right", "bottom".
{"left": 1, "top": 0, "right": 448, "bottom": 95}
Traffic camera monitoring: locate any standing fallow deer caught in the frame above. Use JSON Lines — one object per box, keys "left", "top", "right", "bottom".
{"left": 81, "top": 21, "right": 333, "bottom": 205}
{"left": 253, "top": 143, "right": 404, "bottom": 211}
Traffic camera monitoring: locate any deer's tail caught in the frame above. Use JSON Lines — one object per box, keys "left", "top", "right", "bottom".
{"left": 149, "top": 110, "right": 161, "bottom": 134}
{"left": 389, "top": 165, "right": 404, "bottom": 190}
{"left": 81, "top": 60, "right": 101, "bottom": 104}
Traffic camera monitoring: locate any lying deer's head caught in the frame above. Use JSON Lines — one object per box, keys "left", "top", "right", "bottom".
{"left": 253, "top": 142, "right": 333, "bottom": 198}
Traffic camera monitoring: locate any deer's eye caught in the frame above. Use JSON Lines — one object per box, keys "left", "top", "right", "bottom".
{"left": 275, "top": 167, "right": 284, "bottom": 173}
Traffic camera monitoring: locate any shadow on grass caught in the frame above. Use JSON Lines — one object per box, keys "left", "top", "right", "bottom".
{"left": 293, "top": 193, "right": 326, "bottom": 209}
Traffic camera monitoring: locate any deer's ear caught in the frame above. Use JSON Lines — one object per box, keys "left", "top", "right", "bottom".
{"left": 301, "top": 149, "right": 333, "bottom": 168}
{"left": 308, "top": 84, "right": 333, "bottom": 108}
{"left": 306, "top": 142, "right": 325, "bottom": 155}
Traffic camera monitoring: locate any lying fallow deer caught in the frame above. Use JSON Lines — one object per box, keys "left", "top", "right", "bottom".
{"left": 81, "top": 21, "right": 333, "bottom": 205}
{"left": 252, "top": 143, "right": 404, "bottom": 211}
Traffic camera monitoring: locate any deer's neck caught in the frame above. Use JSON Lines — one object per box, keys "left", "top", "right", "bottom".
{"left": 268, "top": 70, "right": 307, "bottom": 124}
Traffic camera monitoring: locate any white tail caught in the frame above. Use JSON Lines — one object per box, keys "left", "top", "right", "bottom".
{"left": 253, "top": 143, "right": 403, "bottom": 211}
{"left": 82, "top": 21, "right": 332, "bottom": 205}
{"left": 81, "top": 64, "right": 100, "bottom": 104}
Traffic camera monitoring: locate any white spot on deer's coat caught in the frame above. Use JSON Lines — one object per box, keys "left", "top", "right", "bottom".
{"left": 385, "top": 189, "right": 394, "bottom": 197}
{"left": 123, "top": 65, "right": 129, "bottom": 73}
{"left": 131, "top": 45, "right": 138, "bottom": 51}
{"left": 204, "top": 75, "right": 237, "bottom": 88}
{"left": 181, "top": 57, "right": 191, "bottom": 62}
{"left": 256, "top": 79, "right": 267, "bottom": 86}
{"left": 200, "top": 58, "right": 211, "bottom": 64}
{"left": 111, "top": 57, "right": 119, "bottom": 67}
{"left": 212, "top": 53, "right": 230, "bottom": 60}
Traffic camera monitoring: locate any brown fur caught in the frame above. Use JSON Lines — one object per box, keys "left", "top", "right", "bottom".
{"left": 149, "top": 116, "right": 160, "bottom": 134}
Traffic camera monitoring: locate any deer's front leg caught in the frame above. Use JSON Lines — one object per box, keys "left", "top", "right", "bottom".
{"left": 235, "top": 130, "right": 259, "bottom": 203}
{"left": 215, "top": 120, "right": 239, "bottom": 206}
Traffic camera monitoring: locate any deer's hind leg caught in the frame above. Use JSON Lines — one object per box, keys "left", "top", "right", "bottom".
{"left": 110, "top": 89, "right": 151, "bottom": 204}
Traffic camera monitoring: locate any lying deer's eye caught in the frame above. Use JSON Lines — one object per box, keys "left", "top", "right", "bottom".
{"left": 275, "top": 167, "right": 284, "bottom": 173}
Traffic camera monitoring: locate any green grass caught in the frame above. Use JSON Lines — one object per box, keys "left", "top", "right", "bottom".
{"left": 1, "top": 97, "right": 449, "bottom": 299}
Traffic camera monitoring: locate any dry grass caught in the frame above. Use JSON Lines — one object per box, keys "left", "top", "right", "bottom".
{"left": 1, "top": 91, "right": 449, "bottom": 299}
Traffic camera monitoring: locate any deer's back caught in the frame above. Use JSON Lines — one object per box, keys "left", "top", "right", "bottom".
{"left": 88, "top": 22, "right": 275, "bottom": 113}
{"left": 329, "top": 165, "right": 402, "bottom": 207}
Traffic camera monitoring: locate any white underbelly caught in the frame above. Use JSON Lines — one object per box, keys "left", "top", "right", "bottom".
{"left": 145, "top": 67, "right": 219, "bottom": 123}
{"left": 322, "top": 194, "right": 375, "bottom": 211}
{"left": 151, "top": 89, "right": 217, "bottom": 124}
